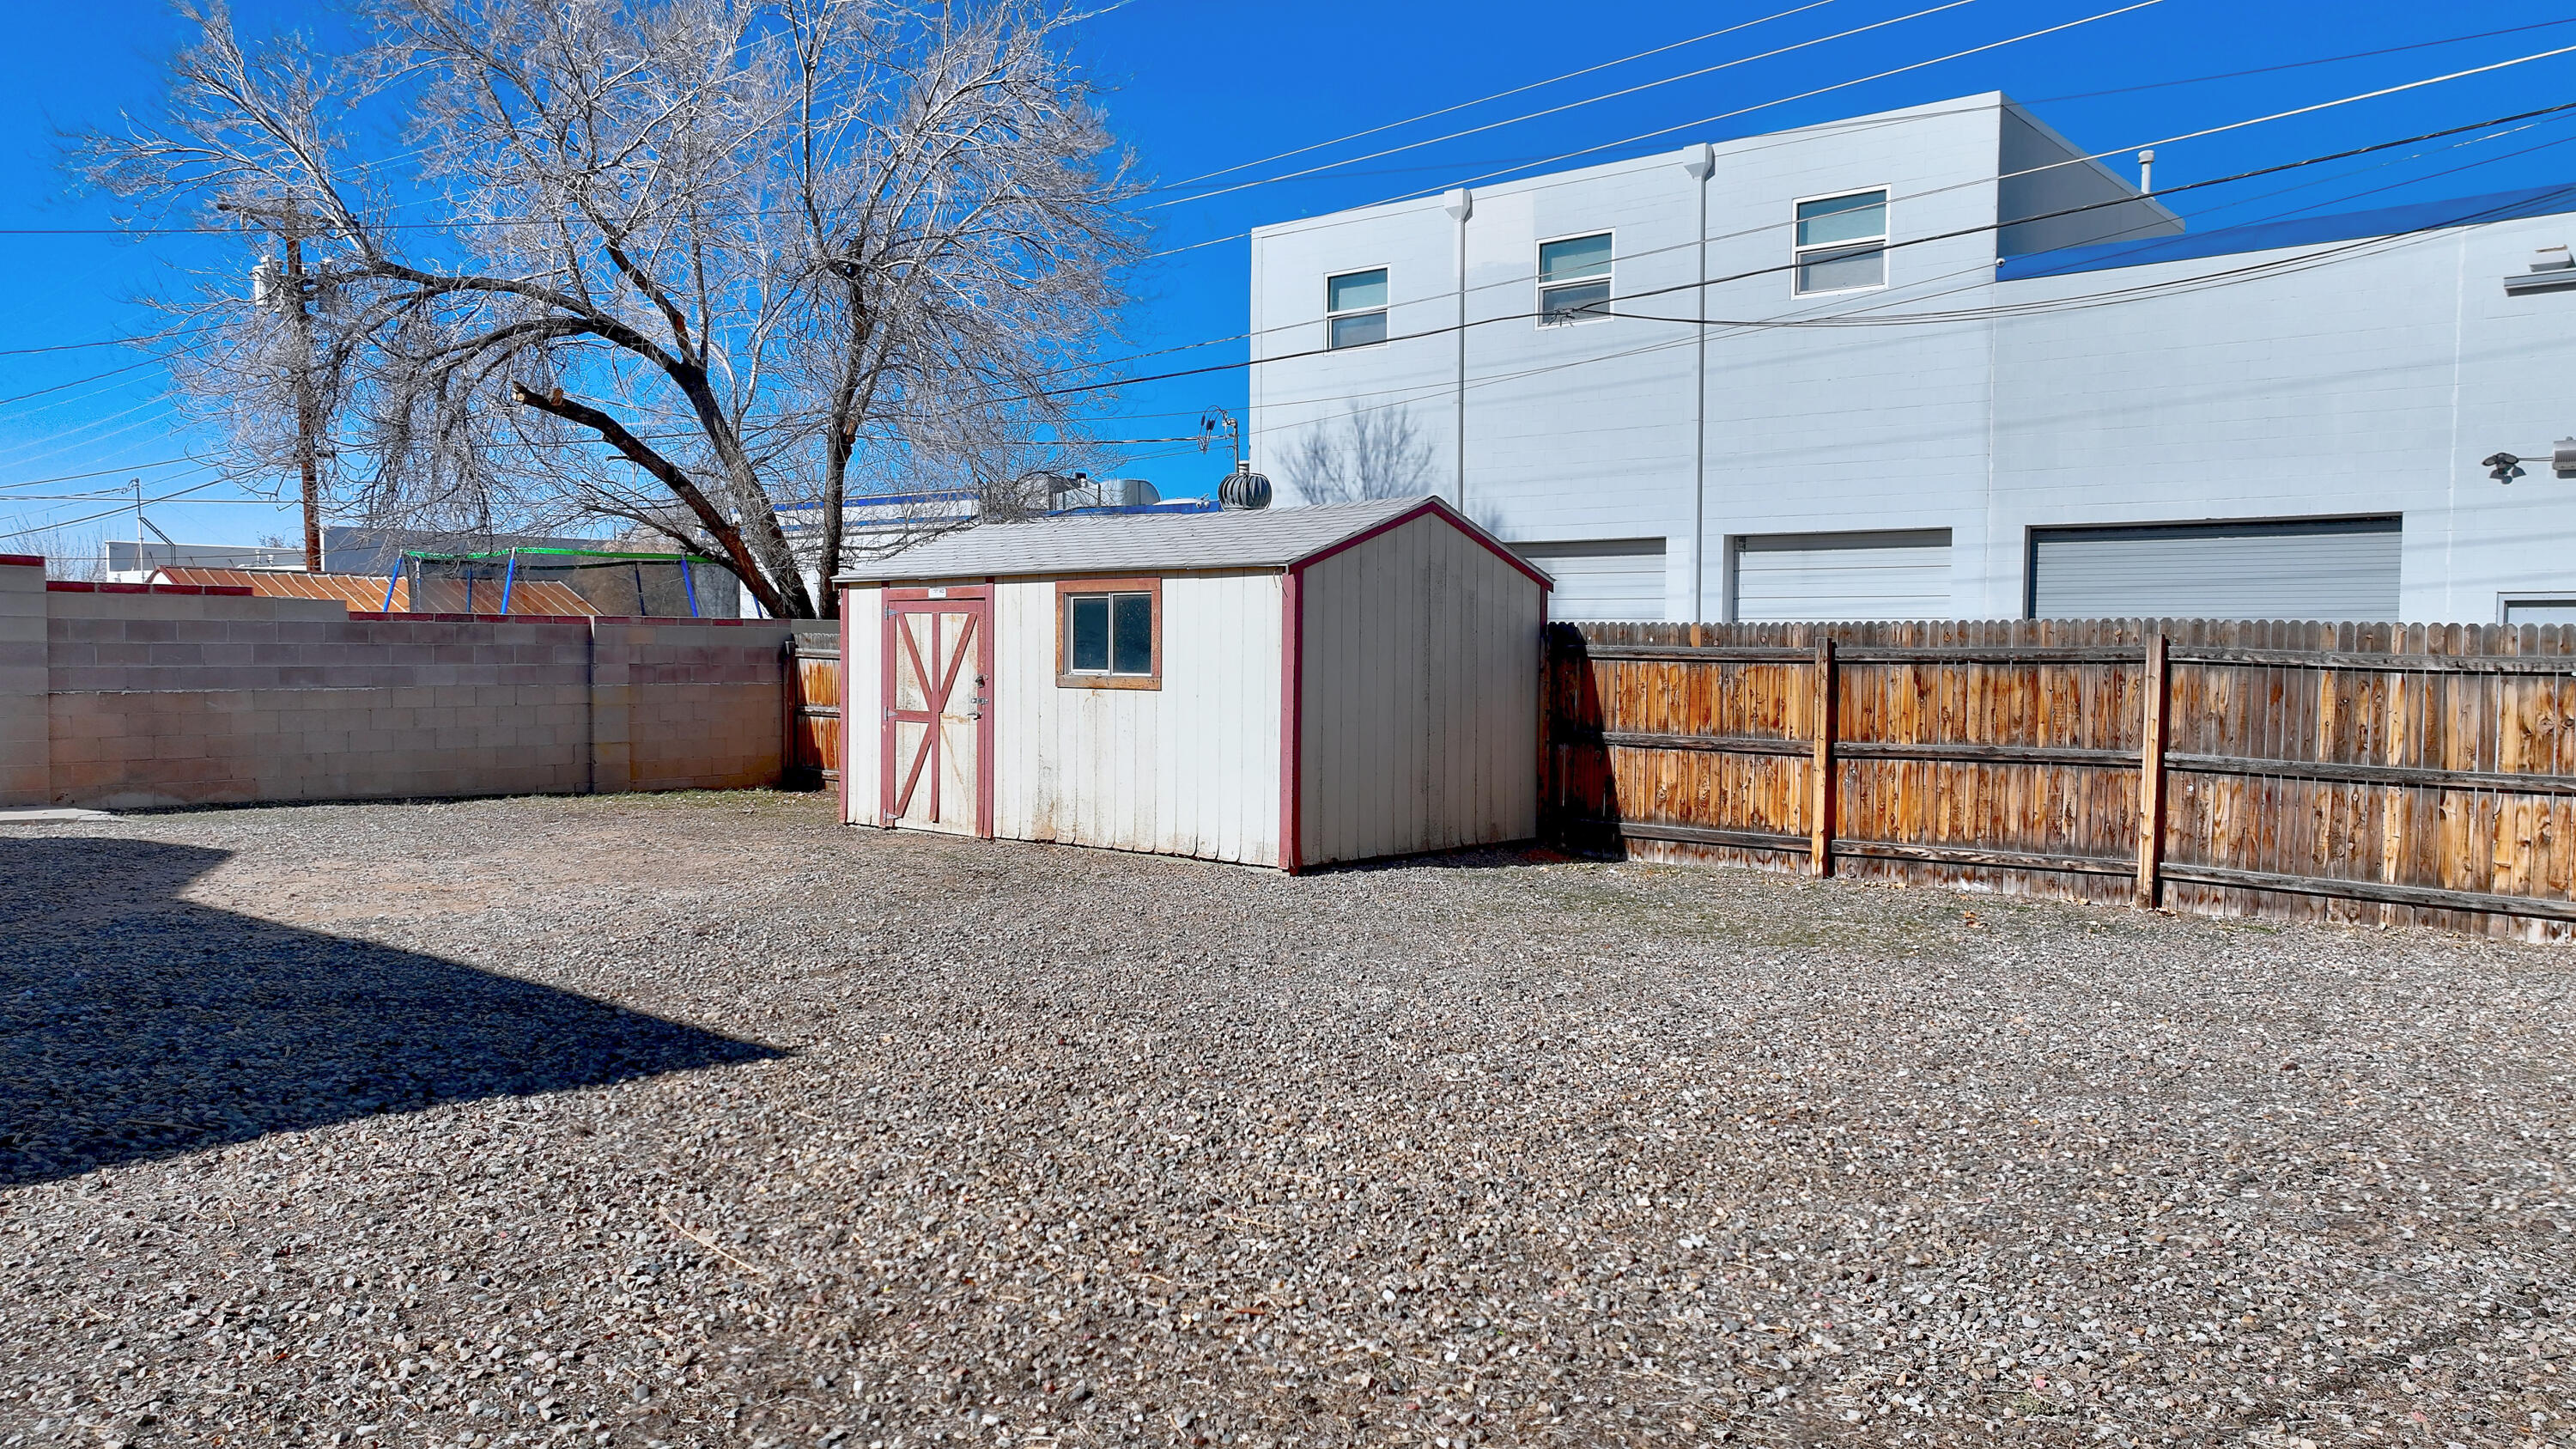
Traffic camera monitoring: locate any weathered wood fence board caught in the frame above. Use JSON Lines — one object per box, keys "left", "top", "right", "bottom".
{"left": 1543, "top": 618, "right": 2576, "bottom": 939}
{"left": 784, "top": 636, "right": 841, "bottom": 790}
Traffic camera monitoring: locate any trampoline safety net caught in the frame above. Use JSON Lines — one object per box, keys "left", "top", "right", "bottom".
{"left": 390, "top": 548, "right": 736, "bottom": 618}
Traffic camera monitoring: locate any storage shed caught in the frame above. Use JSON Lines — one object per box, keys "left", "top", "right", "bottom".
{"left": 834, "top": 496, "right": 1549, "bottom": 870}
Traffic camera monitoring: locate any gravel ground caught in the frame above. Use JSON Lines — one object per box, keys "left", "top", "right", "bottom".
{"left": 3, "top": 791, "right": 2573, "bottom": 1449}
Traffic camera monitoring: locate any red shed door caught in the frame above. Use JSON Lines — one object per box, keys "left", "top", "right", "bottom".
{"left": 881, "top": 590, "right": 993, "bottom": 837}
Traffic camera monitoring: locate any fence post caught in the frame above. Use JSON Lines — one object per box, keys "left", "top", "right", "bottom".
{"left": 1811, "top": 636, "right": 1837, "bottom": 877}
{"left": 1536, "top": 624, "right": 1555, "bottom": 845}
{"left": 2134, "top": 631, "right": 2169, "bottom": 908}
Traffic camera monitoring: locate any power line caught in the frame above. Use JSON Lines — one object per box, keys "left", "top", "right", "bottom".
{"left": 1379, "top": 24, "right": 2576, "bottom": 215}
{"left": 0, "top": 456, "right": 199, "bottom": 492}
{"left": 2027, "top": 16, "right": 2576, "bottom": 103}
{"left": 1149, "top": 0, "right": 1840, "bottom": 194}
{"left": 0, "top": 320, "right": 222, "bottom": 359}
{"left": 1140, "top": 0, "right": 2166, "bottom": 263}
{"left": 0, "top": 354, "right": 168, "bottom": 409}
{"left": 0, "top": 475, "right": 240, "bottom": 543}
{"left": 1151, "top": 0, "right": 1983, "bottom": 210}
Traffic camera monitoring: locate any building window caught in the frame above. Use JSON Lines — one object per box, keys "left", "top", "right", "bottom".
{"left": 2501, "top": 595, "right": 2576, "bottom": 627}
{"left": 1538, "top": 233, "right": 1613, "bottom": 324}
{"left": 1793, "top": 190, "right": 1887, "bottom": 295}
{"left": 1325, "top": 268, "right": 1388, "bottom": 349}
{"left": 1057, "top": 578, "right": 1161, "bottom": 690}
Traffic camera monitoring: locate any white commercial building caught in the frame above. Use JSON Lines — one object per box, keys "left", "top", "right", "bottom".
{"left": 1246, "top": 93, "right": 2576, "bottom": 625}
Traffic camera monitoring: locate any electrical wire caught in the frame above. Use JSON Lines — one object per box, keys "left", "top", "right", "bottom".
{"left": 0, "top": 473, "right": 238, "bottom": 542}
{"left": 1150, "top": 0, "right": 1984, "bottom": 209}
{"left": 2026, "top": 16, "right": 2576, "bottom": 104}
{"left": 1375, "top": 30, "right": 2576, "bottom": 217}
{"left": 0, "top": 321, "right": 223, "bottom": 359}
{"left": 1139, "top": 0, "right": 2166, "bottom": 263}
{"left": 0, "top": 457, "right": 199, "bottom": 492}
{"left": 1149, "top": 0, "right": 1841, "bottom": 193}
{"left": 0, "top": 355, "right": 169, "bottom": 410}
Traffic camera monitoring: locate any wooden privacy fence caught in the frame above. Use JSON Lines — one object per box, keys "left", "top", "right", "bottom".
{"left": 1543, "top": 619, "right": 2576, "bottom": 939}
{"left": 782, "top": 633, "right": 841, "bottom": 791}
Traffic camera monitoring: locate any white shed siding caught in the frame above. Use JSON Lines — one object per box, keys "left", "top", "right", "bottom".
{"left": 841, "top": 584, "right": 884, "bottom": 825}
{"left": 992, "top": 571, "right": 1284, "bottom": 865}
{"left": 1296, "top": 514, "right": 1541, "bottom": 865}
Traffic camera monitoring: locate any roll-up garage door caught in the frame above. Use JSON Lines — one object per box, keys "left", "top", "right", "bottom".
{"left": 2028, "top": 517, "right": 2400, "bottom": 620}
{"left": 1515, "top": 538, "right": 1667, "bottom": 623}
{"left": 1731, "top": 528, "right": 1953, "bottom": 622}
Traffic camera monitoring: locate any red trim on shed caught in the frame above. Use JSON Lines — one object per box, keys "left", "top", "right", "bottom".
{"left": 1279, "top": 567, "right": 1304, "bottom": 874}
{"left": 0, "top": 553, "right": 42, "bottom": 568}
{"left": 839, "top": 586, "right": 855, "bottom": 827}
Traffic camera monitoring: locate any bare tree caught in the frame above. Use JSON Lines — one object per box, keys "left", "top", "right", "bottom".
{"left": 75, "top": 0, "right": 1142, "bottom": 617}
{"left": 1278, "top": 402, "right": 1436, "bottom": 507}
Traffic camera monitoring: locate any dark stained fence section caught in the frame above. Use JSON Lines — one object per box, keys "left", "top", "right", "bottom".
{"left": 783, "top": 633, "right": 841, "bottom": 791}
{"left": 1542, "top": 619, "right": 2576, "bottom": 940}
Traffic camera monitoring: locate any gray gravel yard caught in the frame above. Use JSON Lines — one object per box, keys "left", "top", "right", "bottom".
{"left": 3, "top": 792, "right": 2573, "bottom": 1449}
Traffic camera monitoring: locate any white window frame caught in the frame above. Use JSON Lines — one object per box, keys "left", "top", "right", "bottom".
{"left": 1535, "top": 229, "right": 1616, "bottom": 327}
{"left": 1789, "top": 186, "right": 1890, "bottom": 297}
{"left": 1323, "top": 265, "right": 1390, "bottom": 351}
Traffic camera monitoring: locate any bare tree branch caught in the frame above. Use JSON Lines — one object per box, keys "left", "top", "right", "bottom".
{"left": 71, "top": 0, "right": 1145, "bottom": 618}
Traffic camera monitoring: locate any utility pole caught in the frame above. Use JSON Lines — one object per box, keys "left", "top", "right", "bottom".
{"left": 224, "top": 200, "right": 325, "bottom": 572}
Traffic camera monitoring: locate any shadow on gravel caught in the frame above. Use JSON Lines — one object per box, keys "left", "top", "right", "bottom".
{"left": 0, "top": 836, "right": 779, "bottom": 1187}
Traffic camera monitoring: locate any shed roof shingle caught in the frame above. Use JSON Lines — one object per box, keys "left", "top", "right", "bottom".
{"left": 834, "top": 497, "right": 1496, "bottom": 583}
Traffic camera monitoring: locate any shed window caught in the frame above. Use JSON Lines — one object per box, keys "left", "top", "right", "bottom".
{"left": 1058, "top": 578, "right": 1162, "bottom": 690}
{"left": 1326, "top": 268, "right": 1388, "bottom": 350}
{"left": 1794, "top": 190, "right": 1887, "bottom": 294}
{"left": 1538, "top": 233, "right": 1613, "bottom": 324}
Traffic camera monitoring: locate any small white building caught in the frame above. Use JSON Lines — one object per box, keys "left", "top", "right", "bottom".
{"left": 834, "top": 496, "right": 1549, "bottom": 870}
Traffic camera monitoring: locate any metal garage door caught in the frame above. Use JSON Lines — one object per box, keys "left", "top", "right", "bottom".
{"left": 2028, "top": 517, "right": 2400, "bottom": 620}
{"left": 1731, "top": 528, "right": 1953, "bottom": 622}
{"left": 1516, "top": 538, "right": 1666, "bottom": 622}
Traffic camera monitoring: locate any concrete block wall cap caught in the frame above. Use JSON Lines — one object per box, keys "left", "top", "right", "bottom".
{"left": 43, "top": 581, "right": 252, "bottom": 596}
{"left": 350, "top": 610, "right": 594, "bottom": 624}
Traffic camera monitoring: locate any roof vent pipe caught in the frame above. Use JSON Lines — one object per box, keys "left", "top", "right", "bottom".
{"left": 2137, "top": 149, "right": 2156, "bottom": 194}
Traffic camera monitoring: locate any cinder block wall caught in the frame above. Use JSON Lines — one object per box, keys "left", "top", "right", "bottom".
{"left": 0, "top": 556, "right": 46, "bottom": 802}
{"left": 0, "top": 557, "right": 810, "bottom": 809}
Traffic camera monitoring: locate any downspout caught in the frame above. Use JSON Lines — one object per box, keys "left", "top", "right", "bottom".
{"left": 1682, "top": 144, "right": 1715, "bottom": 623}
{"left": 1444, "top": 188, "right": 1474, "bottom": 513}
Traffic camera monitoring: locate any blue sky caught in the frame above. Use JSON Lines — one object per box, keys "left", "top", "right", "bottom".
{"left": 2, "top": 0, "right": 2573, "bottom": 558}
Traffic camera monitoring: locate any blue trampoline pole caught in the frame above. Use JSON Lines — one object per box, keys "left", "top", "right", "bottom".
{"left": 500, "top": 549, "right": 519, "bottom": 615}
{"left": 381, "top": 558, "right": 400, "bottom": 613}
{"left": 681, "top": 557, "right": 700, "bottom": 618}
